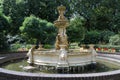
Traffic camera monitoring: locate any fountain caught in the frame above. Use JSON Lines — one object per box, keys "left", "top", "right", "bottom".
{"left": 27, "top": 5, "right": 97, "bottom": 71}
{"left": 1, "top": 5, "right": 120, "bottom": 80}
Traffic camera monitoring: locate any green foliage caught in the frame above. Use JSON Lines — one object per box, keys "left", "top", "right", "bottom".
{"left": 43, "top": 44, "right": 53, "bottom": 49}
{"left": 0, "top": 0, "right": 3, "bottom": 13}
{"left": 10, "top": 43, "right": 32, "bottom": 51}
{"left": 83, "top": 30, "right": 100, "bottom": 44}
{"left": 69, "top": 0, "right": 120, "bottom": 33}
{"left": 0, "top": 13, "right": 10, "bottom": 51}
{"left": 99, "top": 30, "right": 115, "bottom": 43}
{"left": 26, "top": 44, "right": 32, "bottom": 50}
{"left": 2, "top": 0, "right": 71, "bottom": 35}
{"left": 82, "top": 30, "right": 115, "bottom": 44}
{"left": 109, "top": 33, "right": 120, "bottom": 45}
{"left": 10, "top": 42, "right": 21, "bottom": 51}
{"left": 69, "top": 43, "right": 79, "bottom": 49}
{"left": 0, "top": 33, "right": 9, "bottom": 51}
{"left": 2, "top": 0, "right": 27, "bottom": 35}
{"left": 20, "top": 15, "right": 56, "bottom": 45}
{"left": 67, "top": 15, "right": 85, "bottom": 43}
{"left": 0, "top": 0, "right": 120, "bottom": 45}
{"left": 0, "top": 14, "right": 10, "bottom": 32}
{"left": 1, "top": 0, "right": 120, "bottom": 33}
{"left": 20, "top": 15, "right": 43, "bottom": 44}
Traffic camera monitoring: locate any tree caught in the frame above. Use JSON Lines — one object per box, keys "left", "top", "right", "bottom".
{"left": 2, "top": 0, "right": 26, "bottom": 35}
{"left": 67, "top": 15, "right": 85, "bottom": 44}
{"left": 109, "top": 33, "right": 120, "bottom": 45}
{"left": 0, "top": 13, "right": 10, "bottom": 51}
{"left": 69, "top": 0, "right": 120, "bottom": 33}
{"left": 2, "top": 0, "right": 72, "bottom": 35}
{"left": 20, "top": 15, "right": 56, "bottom": 45}
{"left": 1, "top": 0, "right": 120, "bottom": 44}
{"left": 99, "top": 30, "right": 115, "bottom": 43}
{"left": 20, "top": 15, "right": 43, "bottom": 45}
{"left": 82, "top": 30, "right": 100, "bottom": 44}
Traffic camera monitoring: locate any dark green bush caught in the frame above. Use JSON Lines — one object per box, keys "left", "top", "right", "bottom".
{"left": 67, "top": 15, "right": 85, "bottom": 43}
{"left": 99, "top": 30, "right": 115, "bottom": 43}
{"left": 82, "top": 30, "right": 115, "bottom": 44}
{"left": 0, "top": 14, "right": 10, "bottom": 51}
{"left": 20, "top": 15, "right": 56, "bottom": 45}
{"left": 0, "top": 33, "right": 9, "bottom": 51}
{"left": 82, "top": 30, "right": 100, "bottom": 44}
{"left": 109, "top": 33, "right": 120, "bottom": 45}
{"left": 44, "top": 44, "right": 53, "bottom": 49}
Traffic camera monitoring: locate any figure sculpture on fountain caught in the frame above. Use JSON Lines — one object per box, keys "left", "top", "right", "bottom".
{"left": 55, "top": 34, "right": 68, "bottom": 50}
{"left": 54, "top": 5, "right": 69, "bottom": 50}
{"left": 54, "top": 5, "right": 69, "bottom": 68}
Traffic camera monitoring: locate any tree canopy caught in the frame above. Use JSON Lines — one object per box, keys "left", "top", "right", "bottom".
{"left": 20, "top": 15, "right": 56, "bottom": 45}
{"left": 0, "top": 13, "right": 10, "bottom": 51}
{"left": 67, "top": 15, "right": 85, "bottom": 44}
{"left": 0, "top": 0, "right": 120, "bottom": 50}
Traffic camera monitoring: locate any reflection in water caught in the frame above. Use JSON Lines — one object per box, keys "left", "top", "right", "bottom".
{"left": 1, "top": 59, "right": 120, "bottom": 74}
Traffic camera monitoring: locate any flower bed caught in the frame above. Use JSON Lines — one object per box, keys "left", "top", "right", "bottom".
{"left": 95, "top": 45, "right": 120, "bottom": 53}
{"left": 96, "top": 48, "right": 116, "bottom": 53}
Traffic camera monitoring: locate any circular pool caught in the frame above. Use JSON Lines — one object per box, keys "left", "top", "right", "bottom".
{"left": 0, "top": 52, "right": 120, "bottom": 80}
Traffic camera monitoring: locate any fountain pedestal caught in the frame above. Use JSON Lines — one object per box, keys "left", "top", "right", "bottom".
{"left": 57, "top": 45, "right": 69, "bottom": 68}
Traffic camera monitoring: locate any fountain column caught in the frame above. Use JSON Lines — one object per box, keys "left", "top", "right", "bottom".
{"left": 54, "top": 5, "right": 69, "bottom": 68}
{"left": 54, "top": 5, "right": 69, "bottom": 50}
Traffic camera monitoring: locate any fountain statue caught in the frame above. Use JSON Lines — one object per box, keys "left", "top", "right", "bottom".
{"left": 54, "top": 5, "right": 69, "bottom": 50}
{"left": 27, "top": 5, "right": 97, "bottom": 70}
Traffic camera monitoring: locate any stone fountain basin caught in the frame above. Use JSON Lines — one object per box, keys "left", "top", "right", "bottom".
{"left": 28, "top": 49, "right": 95, "bottom": 67}
{"left": 0, "top": 52, "right": 120, "bottom": 80}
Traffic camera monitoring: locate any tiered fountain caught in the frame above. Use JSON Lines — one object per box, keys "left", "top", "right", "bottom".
{"left": 27, "top": 5, "right": 97, "bottom": 72}
{"left": 1, "top": 5, "right": 120, "bottom": 80}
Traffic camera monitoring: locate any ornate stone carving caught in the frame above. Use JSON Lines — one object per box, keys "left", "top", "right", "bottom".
{"left": 55, "top": 34, "right": 68, "bottom": 50}
{"left": 27, "top": 46, "right": 36, "bottom": 65}
{"left": 54, "top": 5, "right": 69, "bottom": 50}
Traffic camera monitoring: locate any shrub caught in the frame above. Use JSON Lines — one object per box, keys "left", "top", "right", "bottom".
{"left": 0, "top": 14, "right": 10, "bottom": 51}
{"left": 67, "top": 15, "right": 85, "bottom": 44}
{"left": 99, "top": 30, "right": 115, "bottom": 43}
{"left": 43, "top": 44, "right": 53, "bottom": 49}
{"left": 20, "top": 15, "right": 56, "bottom": 45}
{"left": 10, "top": 43, "right": 22, "bottom": 51}
{"left": 109, "top": 34, "right": 120, "bottom": 45}
{"left": 83, "top": 30, "right": 100, "bottom": 44}
{"left": 0, "top": 33, "right": 9, "bottom": 51}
